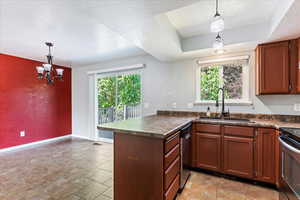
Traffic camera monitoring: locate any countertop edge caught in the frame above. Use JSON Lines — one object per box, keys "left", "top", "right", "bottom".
{"left": 97, "top": 116, "right": 300, "bottom": 139}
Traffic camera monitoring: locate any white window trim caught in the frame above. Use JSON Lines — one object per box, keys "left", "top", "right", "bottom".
{"left": 195, "top": 56, "right": 252, "bottom": 105}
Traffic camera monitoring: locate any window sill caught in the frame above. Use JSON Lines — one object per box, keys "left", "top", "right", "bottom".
{"left": 194, "top": 100, "right": 253, "bottom": 106}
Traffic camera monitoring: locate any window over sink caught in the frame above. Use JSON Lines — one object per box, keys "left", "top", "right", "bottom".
{"left": 196, "top": 56, "right": 251, "bottom": 105}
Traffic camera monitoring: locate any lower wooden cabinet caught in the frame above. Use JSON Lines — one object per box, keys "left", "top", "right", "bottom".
{"left": 255, "top": 128, "right": 276, "bottom": 183}
{"left": 192, "top": 123, "right": 277, "bottom": 185}
{"left": 223, "top": 136, "right": 254, "bottom": 179}
{"left": 195, "top": 132, "right": 221, "bottom": 171}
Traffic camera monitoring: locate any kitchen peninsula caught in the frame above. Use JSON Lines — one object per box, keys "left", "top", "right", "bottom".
{"left": 98, "top": 111, "right": 300, "bottom": 200}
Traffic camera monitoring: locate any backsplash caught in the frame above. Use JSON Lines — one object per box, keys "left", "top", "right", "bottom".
{"left": 157, "top": 110, "right": 300, "bottom": 123}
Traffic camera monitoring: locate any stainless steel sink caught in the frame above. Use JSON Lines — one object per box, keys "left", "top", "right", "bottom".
{"left": 199, "top": 117, "right": 255, "bottom": 123}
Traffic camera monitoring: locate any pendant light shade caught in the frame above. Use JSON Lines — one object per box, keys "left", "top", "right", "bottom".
{"left": 211, "top": 14, "right": 224, "bottom": 33}
{"left": 213, "top": 33, "right": 224, "bottom": 50}
{"left": 210, "top": 0, "right": 224, "bottom": 33}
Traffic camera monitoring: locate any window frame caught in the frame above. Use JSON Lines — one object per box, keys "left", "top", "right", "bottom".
{"left": 195, "top": 56, "right": 252, "bottom": 105}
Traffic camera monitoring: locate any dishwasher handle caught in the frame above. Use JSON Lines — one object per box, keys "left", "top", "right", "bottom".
{"left": 279, "top": 136, "right": 300, "bottom": 154}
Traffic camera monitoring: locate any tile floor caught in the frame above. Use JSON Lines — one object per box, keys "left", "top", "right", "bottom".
{"left": 0, "top": 138, "right": 279, "bottom": 200}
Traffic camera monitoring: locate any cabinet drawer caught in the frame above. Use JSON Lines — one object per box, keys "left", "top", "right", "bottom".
{"left": 195, "top": 123, "right": 221, "bottom": 134}
{"left": 224, "top": 126, "right": 254, "bottom": 137}
{"left": 164, "top": 157, "right": 180, "bottom": 191}
{"left": 164, "top": 144, "right": 180, "bottom": 170}
{"left": 165, "top": 133, "right": 179, "bottom": 154}
{"left": 164, "top": 174, "right": 179, "bottom": 200}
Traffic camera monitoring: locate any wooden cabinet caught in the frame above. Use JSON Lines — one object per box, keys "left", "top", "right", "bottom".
{"left": 298, "top": 38, "right": 300, "bottom": 93}
{"left": 256, "top": 41, "right": 290, "bottom": 94}
{"left": 256, "top": 40, "right": 299, "bottom": 95}
{"left": 114, "top": 131, "right": 180, "bottom": 200}
{"left": 223, "top": 136, "right": 254, "bottom": 179}
{"left": 192, "top": 123, "right": 277, "bottom": 185}
{"left": 254, "top": 128, "right": 276, "bottom": 184}
{"left": 195, "top": 132, "right": 221, "bottom": 171}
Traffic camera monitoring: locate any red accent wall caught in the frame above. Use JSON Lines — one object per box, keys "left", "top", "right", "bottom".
{"left": 0, "top": 54, "right": 72, "bottom": 149}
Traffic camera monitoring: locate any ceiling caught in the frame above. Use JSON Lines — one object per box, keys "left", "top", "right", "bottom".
{"left": 166, "top": 0, "right": 280, "bottom": 38}
{"left": 0, "top": 0, "right": 299, "bottom": 67}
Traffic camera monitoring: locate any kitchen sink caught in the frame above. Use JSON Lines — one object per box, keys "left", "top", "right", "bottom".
{"left": 199, "top": 117, "right": 255, "bottom": 123}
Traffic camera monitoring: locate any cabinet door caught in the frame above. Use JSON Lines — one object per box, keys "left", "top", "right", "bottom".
{"left": 195, "top": 133, "right": 221, "bottom": 172}
{"left": 255, "top": 128, "right": 276, "bottom": 184}
{"left": 257, "top": 41, "right": 290, "bottom": 94}
{"left": 223, "top": 136, "right": 254, "bottom": 179}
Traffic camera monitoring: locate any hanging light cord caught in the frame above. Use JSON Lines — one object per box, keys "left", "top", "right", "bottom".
{"left": 215, "top": 0, "right": 220, "bottom": 16}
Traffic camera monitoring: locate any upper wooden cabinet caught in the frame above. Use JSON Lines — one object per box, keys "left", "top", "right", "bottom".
{"left": 256, "top": 40, "right": 299, "bottom": 95}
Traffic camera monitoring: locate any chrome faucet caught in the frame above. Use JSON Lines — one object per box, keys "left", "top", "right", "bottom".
{"left": 216, "top": 87, "right": 230, "bottom": 118}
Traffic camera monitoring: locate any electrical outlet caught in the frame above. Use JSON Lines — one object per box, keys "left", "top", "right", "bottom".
{"left": 294, "top": 104, "right": 300, "bottom": 112}
{"left": 20, "top": 131, "right": 25, "bottom": 137}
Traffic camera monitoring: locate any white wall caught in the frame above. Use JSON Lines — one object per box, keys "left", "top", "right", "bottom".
{"left": 72, "top": 55, "right": 172, "bottom": 138}
{"left": 72, "top": 53, "right": 300, "bottom": 138}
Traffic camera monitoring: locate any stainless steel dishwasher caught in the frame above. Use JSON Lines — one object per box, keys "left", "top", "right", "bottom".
{"left": 179, "top": 123, "right": 192, "bottom": 191}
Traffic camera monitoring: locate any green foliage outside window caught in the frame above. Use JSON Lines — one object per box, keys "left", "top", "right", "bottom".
{"left": 97, "top": 74, "right": 141, "bottom": 108}
{"left": 200, "top": 66, "right": 221, "bottom": 101}
{"left": 200, "top": 64, "right": 243, "bottom": 101}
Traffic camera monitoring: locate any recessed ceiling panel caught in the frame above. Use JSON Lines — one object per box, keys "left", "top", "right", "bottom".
{"left": 166, "top": 0, "right": 280, "bottom": 38}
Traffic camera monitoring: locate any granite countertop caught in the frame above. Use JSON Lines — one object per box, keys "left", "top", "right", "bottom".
{"left": 97, "top": 115, "right": 196, "bottom": 139}
{"left": 195, "top": 118, "right": 300, "bottom": 129}
{"left": 97, "top": 112, "right": 300, "bottom": 139}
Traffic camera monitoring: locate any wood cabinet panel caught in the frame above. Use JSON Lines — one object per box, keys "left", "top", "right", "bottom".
{"left": 224, "top": 126, "right": 254, "bottom": 137}
{"left": 289, "top": 39, "right": 299, "bottom": 94}
{"left": 165, "top": 133, "right": 179, "bottom": 154}
{"left": 195, "top": 133, "right": 221, "bottom": 171}
{"left": 223, "top": 136, "right": 254, "bottom": 179}
{"left": 114, "top": 132, "right": 164, "bottom": 200}
{"left": 256, "top": 41, "right": 290, "bottom": 94}
{"left": 195, "top": 123, "right": 221, "bottom": 134}
{"left": 297, "top": 38, "right": 300, "bottom": 93}
{"left": 164, "top": 144, "right": 179, "bottom": 170}
{"left": 164, "top": 157, "right": 180, "bottom": 191}
{"left": 255, "top": 128, "right": 276, "bottom": 184}
{"left": 164, "top": 175, "right": 179, "bottom": 200}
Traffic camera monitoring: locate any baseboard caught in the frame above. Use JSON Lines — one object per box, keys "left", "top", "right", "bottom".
{"left": 72, "top": 134, "right": 95, "bottom": 141}
{"left": 0, "top": 135, "right": 72, "bottom": 153}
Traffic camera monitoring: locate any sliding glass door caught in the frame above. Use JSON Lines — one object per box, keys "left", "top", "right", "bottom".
{"left": 96, "top": 71, "right": 142, "bottom": 142}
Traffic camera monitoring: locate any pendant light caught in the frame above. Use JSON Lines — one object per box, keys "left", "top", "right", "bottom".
{"left": 210, "top": 0, "right": 224, "bottom": 33}
{"left": 36, "top": 42, "right": 64, "bottom": 84}
{"left": 213, "top": 33, "right": 225, "bottom": 54}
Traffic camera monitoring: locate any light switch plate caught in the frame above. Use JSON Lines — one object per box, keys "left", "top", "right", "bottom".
{"left": 294, "top": 104, "right": 300, "bottom": 112}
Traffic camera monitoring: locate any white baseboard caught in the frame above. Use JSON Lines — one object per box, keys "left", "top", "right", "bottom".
{"left": 72, "top": 135, "right": 95, "bottom": 141}
{"left": 0, "top": 135, "right": 72, "bottom": 153}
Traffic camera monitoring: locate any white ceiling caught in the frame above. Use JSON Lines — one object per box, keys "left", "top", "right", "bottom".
{"left": 0, "top": 0, "right": 299, "bottom": 67}
{"left": 0, "top": 0, "right": 147, "bottom": 66}
{"left": 166, "top": 0, "right": 280, "bottom": 38}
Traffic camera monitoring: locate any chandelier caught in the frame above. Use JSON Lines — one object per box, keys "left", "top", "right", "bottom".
{"left": 36, "top": 42, "right": 64, "bottom": 84}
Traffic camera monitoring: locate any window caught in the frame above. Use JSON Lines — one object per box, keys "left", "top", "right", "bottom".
{"left": 97, "top": 71, "right": 142, "bottom": 124}
{"left": 196, "top": 56, "right": 250, "bottom": 104}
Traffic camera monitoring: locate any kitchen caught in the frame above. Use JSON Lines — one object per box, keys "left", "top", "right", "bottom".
{"left": 1, "top": 0, "right": 300, "bottom": 200}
